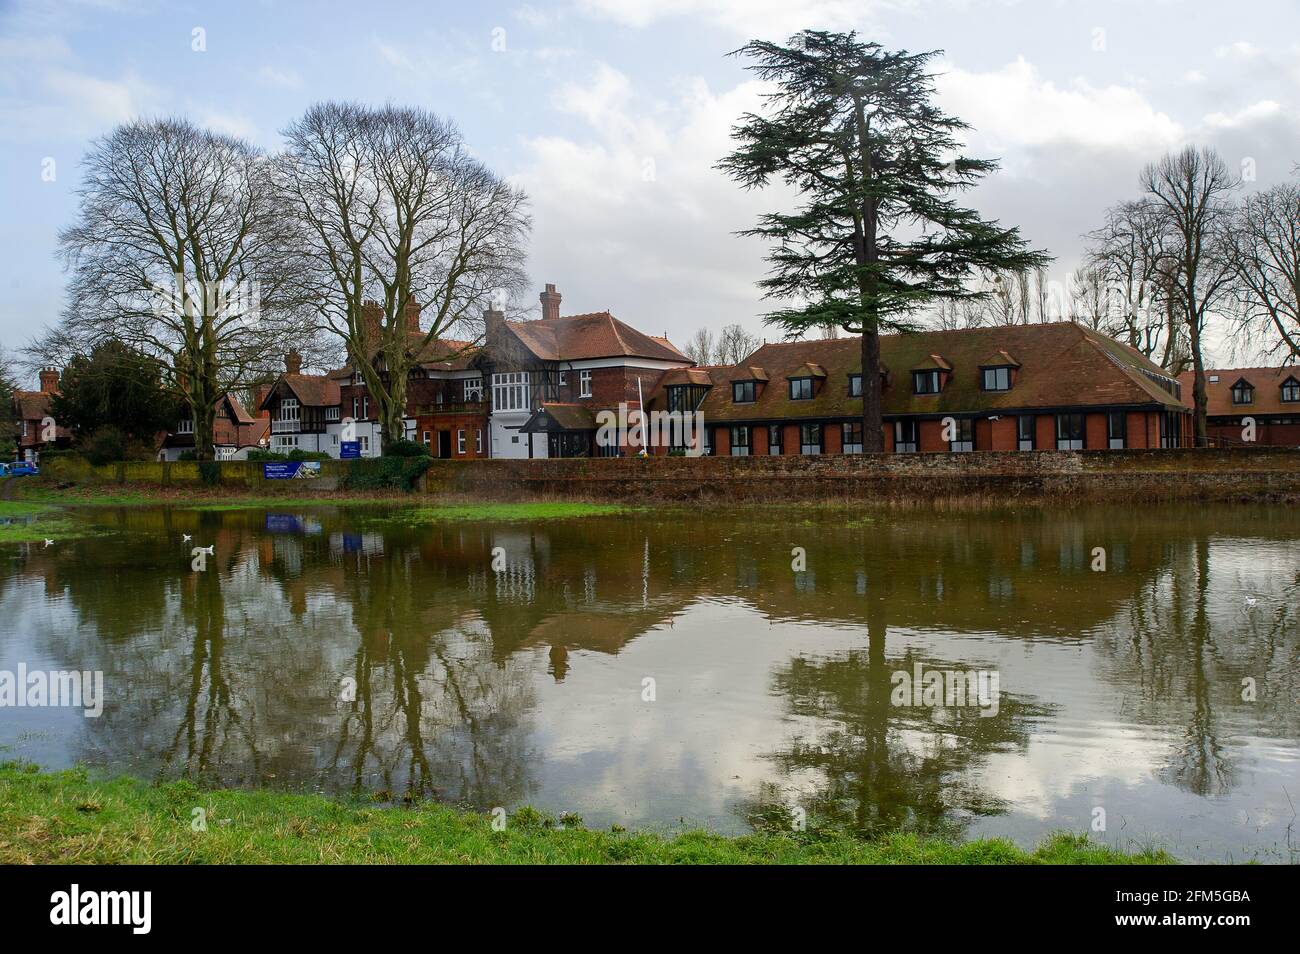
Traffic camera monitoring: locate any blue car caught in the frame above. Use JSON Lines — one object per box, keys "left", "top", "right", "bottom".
{"left": 7, "top": 461, "right": 39, "bottom": 476}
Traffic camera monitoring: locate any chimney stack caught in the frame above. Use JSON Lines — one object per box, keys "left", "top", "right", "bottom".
{"left": 539, "top": 283, "right": 562, "bottom": 322}
{"left": 38, "top": 367, "right": 60, "bottom": 394}
{"left": 402, "top": 298, "right": 422, "bottom": 336}
{"left": 360, "top": 300, "right": 384, "bottom": 343}
{"left": 285, "top": 349, "right": 303, "bottom": 375}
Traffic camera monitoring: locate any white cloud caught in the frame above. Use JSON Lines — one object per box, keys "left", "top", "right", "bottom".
{"left": 573, "top": 0, "right": 915, "bottom": 39}
{"left": 936, "top": 57, "right": 1184, "bottom": 157}
{"left": 1203, "top": 99, "right": 1282, "bottom": 129}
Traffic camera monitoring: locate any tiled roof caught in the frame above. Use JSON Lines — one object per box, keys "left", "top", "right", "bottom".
{"left": 13, "top": 390, "right": 52, "bottom": 421}
{"left": 520, "top": 402, "right": 599, "bottom": 432}
{"left": 1180, "top": 366, "right": 1300, "bottom": 416}
{"left": 263, "top": 373, "right": 340, "bottom": 409}
{"left": 655, "top": 322, "right": 1186, "bottom": 423}
{"left": 505, "top": 312, "right": 687, "bottom": 363}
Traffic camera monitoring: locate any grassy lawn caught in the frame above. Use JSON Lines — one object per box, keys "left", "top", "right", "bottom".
{"left": 0, "top": 765, "right": 1172, "bottom": 865}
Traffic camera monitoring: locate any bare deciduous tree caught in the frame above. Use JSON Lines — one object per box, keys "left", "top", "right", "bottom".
{"left": 278, "top": 103, "right": 530, "bottom": 444}
{"left": 684, "top": 327, "right": 715, "bottom": 365}
{"left": 49, "top": 118, "right": 303, "bottom": 458}
{"left": 716, "top": 323, "right": 761, "bottom": 363}
{"left": 1226, "top": 178, "right": 1300, "bottom": 362}
{"left": 1140, "top": 146, "right": 1238, "bottom": 445}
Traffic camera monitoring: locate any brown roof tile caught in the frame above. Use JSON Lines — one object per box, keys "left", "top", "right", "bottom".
{"left": 1180, "top": 366, "right": 1300, "bottom": 416}
{"left": 666, "top": 322, "right": 1185, "bottom": 424}
{"left": 505, "top": 312, "right": 687, "bottom": 363}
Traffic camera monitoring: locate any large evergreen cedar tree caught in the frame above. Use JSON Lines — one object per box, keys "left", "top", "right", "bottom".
{"left": 278, "top": 103, "right": 530, "bottom": 445}
{"left": 53, "top": 118, "right": 307, "bottom": 459}
{"left": 718, "top": 32, "right": 1050, "bottom": 451}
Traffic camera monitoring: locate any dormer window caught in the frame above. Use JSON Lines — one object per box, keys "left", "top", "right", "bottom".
{"left": 789, "top": 377, "right": 813, "bottom": 400}
{"left": 733, "top": 380, "right": 756, "bottom": 403}
{"left": 849, "top": 374, "right": 862, "bottom": 397}
{"left": 1231, "top": 379, "right": 1254, "bottom": 405}
{"left": 913, "top": 370, "right": 942, "bottom": 395}
{"left": 1282, "top": 377, "right": 1300, "bottom": 403}
{"left": 981, "top": 367, "right": 1012, "bottom": 391}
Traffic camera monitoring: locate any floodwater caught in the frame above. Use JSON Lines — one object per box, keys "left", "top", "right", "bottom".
{"left": 1, "top": 503, "right": 1297, "bottom": 862}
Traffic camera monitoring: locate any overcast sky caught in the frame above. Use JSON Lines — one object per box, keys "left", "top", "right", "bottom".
{"left": 3, "top": 0, "right": 1298, "bottom": 379}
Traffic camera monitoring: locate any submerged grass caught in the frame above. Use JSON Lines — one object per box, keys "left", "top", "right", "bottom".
{"left": 0, "top": 497, "right": 101, "bottom": 544}
{"left": 0, "top": 765, "right": 1172, "bottom": 865}
{"left": 378, "top": 502, "right": 638, "bottom": 523}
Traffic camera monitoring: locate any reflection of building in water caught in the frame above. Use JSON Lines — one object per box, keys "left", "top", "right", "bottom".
{"left": 328, "top": 532, "right": 385, "bottom": 558}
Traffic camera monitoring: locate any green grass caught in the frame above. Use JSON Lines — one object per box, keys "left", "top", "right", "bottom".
{"left": 379, "top": 502, "right": 638, "bottom": 523}
{"left": 0, "top": 498, "right": 100, "bottom": 544}
{"left": 0, "top": 764, "right": 1173, "bottom": 865}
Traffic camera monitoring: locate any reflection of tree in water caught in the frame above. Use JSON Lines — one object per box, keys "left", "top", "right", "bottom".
{"left": 1096, "top": 531, "right": 1300, "bottom": 797}
{"left": 752, "top": 605, "right": 1052, "bottom": 837}
{"left": 51, "top": 521, "right": 539, "bottom": 806}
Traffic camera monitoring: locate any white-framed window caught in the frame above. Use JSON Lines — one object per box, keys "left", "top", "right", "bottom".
{"left": 457, "top": 429, "right": 466, "bottom": 454}
{"left": 352, "top": 397, "right": 359, "bottom": 418}
{"left": 492, "top": 372, "right": 529, "bottom": 411}
{"left": 272, "top": 397, "right": 300, "bottom": 433}
{"left": 359, "top": 436, "right": 369, "bottom": 452}
{"left": 177, "top": 419, "right": 194, "bottom": 434}
{"left": 730, "top": 426, "right": 750, "bottom": 456}
{"left": 579, "top": 369, "right": 592, "bottom": 398}
{"left": 325, "top": 406, "right": 340, "bottom": 421}
{"left": 464, "top": 377, "right": 483, "bottom": 402}
{"left": 894, "top": 420, "right": 917, "bottom": 453}
{"left": 949, "top": 418, "right": 974, "bottom": 452}
{"left": 331, "top": 434, "right": 338, "bottom": 446}
{"left": 273, "top": 434, "right": 299, "bottom": 450}
{"left": 559, "top": 371, "right": 567, "bottom": 387}
{"left": 475, "top": 429, "right": 483, "bottom": 453}
{"left": 422, "top": 430, "right": 431, "bottom": 445}
{"left": 436, "top": 391, "right": 444, "bottom": 405}
{"left": 362, "top": 397, "right": 369, "bottom": 419}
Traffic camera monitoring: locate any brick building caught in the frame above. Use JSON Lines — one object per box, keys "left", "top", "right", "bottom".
{"left": 1181, "top": 366, "right": 1300, "bottom": 446}
{"left": 11, "top": 367, "right": 69, "bottom": 463}
{"left": 489, "top": 283, "right": 691, "bottom": 458}
{"left": 158, "top": 392, "right": 270, "bottom": 461}
{"left": 645, "top": 322, "right": 1192, "bottom": 455}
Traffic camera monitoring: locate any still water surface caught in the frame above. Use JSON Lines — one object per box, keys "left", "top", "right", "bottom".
{"left": 1, "top": 503, "right": 1297, "bottom": 861}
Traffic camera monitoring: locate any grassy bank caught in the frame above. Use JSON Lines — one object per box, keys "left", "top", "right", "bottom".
{"left": 0, "top": 498, "right": 102, "bottom": 544}
{"left": 0, "top": 765, "right": 1172, "bottom": 865}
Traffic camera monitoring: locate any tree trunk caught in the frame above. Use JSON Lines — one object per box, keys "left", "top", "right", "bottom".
{"left": 381, "top": 372, "right": 407, "bottom": 449}
{"left": 861, "top": 327, "right": 884, "bottom": 452}
{"left": 194, "top": 397, "right": 217, "bottom": 461}
{"left": 1188, "top": 316, "right": 1208, "bottom": 447}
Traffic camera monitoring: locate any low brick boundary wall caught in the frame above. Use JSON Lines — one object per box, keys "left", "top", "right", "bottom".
{"left": 40, "top": 447, "right": 1300, "bottom": 504}
{"left": 423, "top": 447, "right": 1300, "bottom": 504}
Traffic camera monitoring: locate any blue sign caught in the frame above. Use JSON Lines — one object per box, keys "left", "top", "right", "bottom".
{"left": 262, "top": 461, "right": 321, "bottom": 480}
{"left": 340, "top": 441, "right": 361, "bottom": 459}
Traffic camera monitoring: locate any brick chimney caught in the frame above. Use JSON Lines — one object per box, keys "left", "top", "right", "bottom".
{"left": 539, "top": 283, "right": 562, "bottom": 322}
{"left": 402, "top": 298, "right": 421, "bottom": 335}
{"left": 360, "top": 300, "right": 384, "bottom": 342}
{"left": 484, "top": 306, "right": 505, "bottom": 350}
{"left": 38, "top": 367, "right": 60, "bottom": 394}
{"left": 285, "top": 349, "right": 302, "bottom": 375}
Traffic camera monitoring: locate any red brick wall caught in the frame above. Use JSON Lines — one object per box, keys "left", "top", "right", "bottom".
{"left": 753, "top": 425, "right": 771, "bottom": 455}
{"left": 919, "top": 419, "right": 946, "bottom": 452}
{"left": 824, "top": 422, "right": 843, "bottom": 455}
{"left": 414, "top": 411, "right": 488, "bottom": 458}
{"left": 989, "top": 416, "right": 1017, "bottom": 450}
{"left": 1085, "top": 413, "right": 1107, "bottom": 450}
{"left": 1036, "top": 415, "right": 1056, "bottom": 450}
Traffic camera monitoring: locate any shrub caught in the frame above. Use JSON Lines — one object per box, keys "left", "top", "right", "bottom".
{"left": 177, "top": 450, "right": 198, "bottom": 461}
{"left": 81, "top": 427, "right": 127, "bottom": 466}
{"left": 383, "top": 439, "right": 432, "bottom": 458}
{"left": 247, "top": 449, "right": 289, "bottom": 461}
{"left": 340, "top": 456, "right": 431, "bottom": 491}
{"left": 197, "top": 460, "right": 221, "bottom": 486}
{"left": 288, "top": 449, "right": 331, "bottom": 462}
